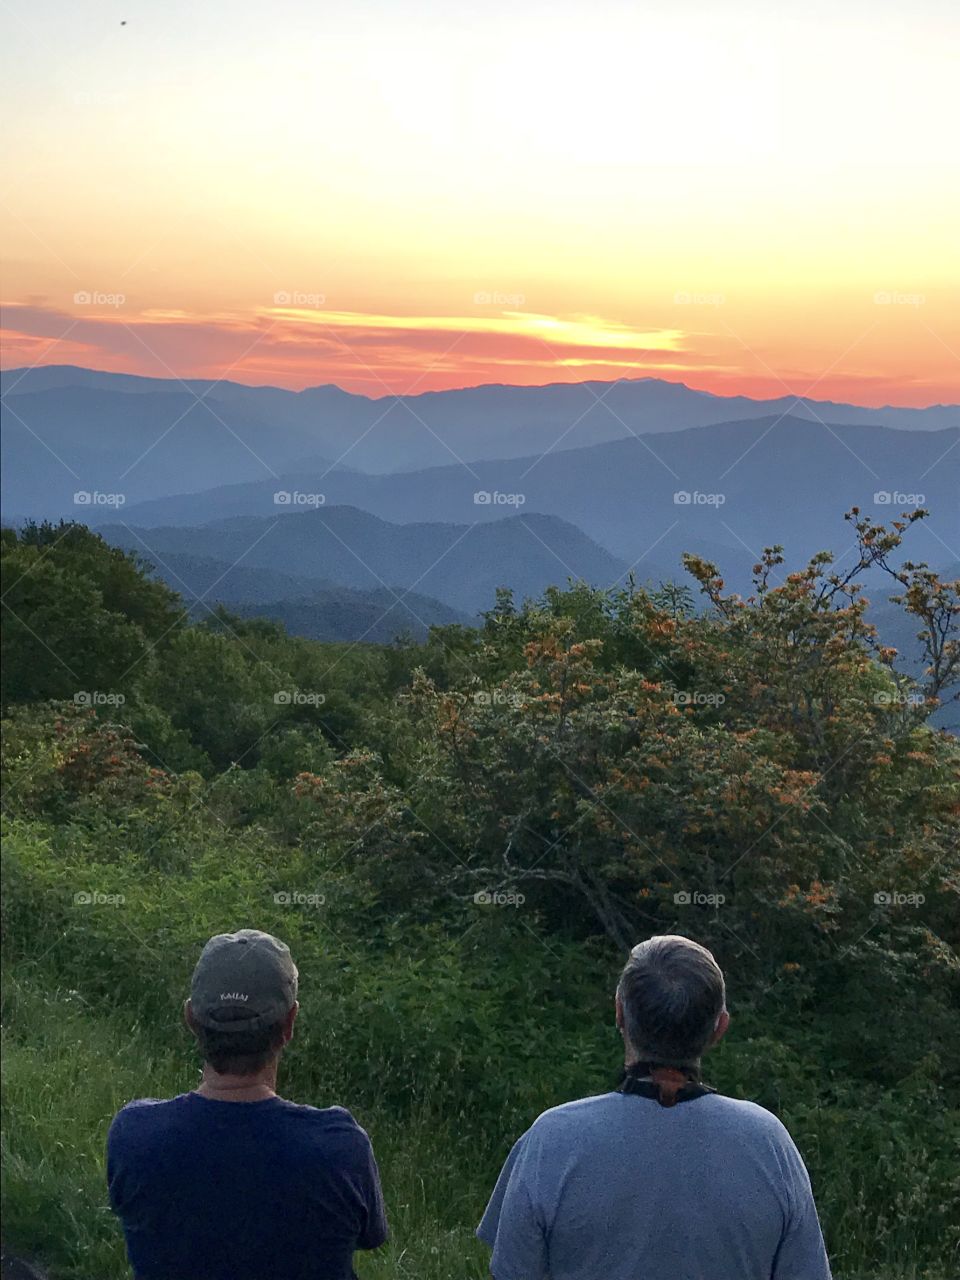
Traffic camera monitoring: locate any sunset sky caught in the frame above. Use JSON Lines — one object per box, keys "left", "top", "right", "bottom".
{"left": 1, "top": 0, "right": 958, "bottom": 403}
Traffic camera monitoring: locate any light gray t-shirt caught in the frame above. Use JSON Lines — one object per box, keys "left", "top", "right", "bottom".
{"left": 477, "top": 1090, "right": 832, "bottom": 1280}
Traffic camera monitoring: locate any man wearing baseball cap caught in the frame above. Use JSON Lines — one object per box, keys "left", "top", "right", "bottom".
{"left": 107, "top": 929, "right": 388, "bottom": 1279}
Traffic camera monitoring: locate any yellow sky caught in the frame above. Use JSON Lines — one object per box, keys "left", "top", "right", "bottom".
{"left": 1, "top": 0, "right": 958, "bottom": 401}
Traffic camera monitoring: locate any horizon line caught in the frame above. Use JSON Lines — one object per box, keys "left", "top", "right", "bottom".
{"left": 1, "top": 362, "right": 956, "bottom": 414}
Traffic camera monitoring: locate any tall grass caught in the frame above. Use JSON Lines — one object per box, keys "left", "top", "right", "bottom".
{"left": 3, "top": 819, "right": 957, "bottom": 1280}
{"left": 4, "top": 972, "right": 957, "bottom": 1280}
{"left": 1, "top": 977, "right": 493, "bottom": 1280}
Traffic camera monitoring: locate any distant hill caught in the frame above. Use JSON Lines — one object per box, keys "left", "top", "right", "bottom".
{"left": 98, "top": 507, "right": 633, "bottom": 616}
{"left": 0, "top": 386, "right": 348, "bottom": 520}
{"left": 131, "top": 550, "right": 341, "bottom": 605}
{"left": 2, "top": 367, "right": 955, "bottom": 520}
{"left": 120, "top": 524, "right": 957, "bottom": 714}
{"left": 233, "top": 591, "right": 469, "bottom": 644}
{"left": 113, "top": 415, "right": 959, "bottom": 595}
{"left": 130, "top": 550, "right": 470, "bottom": 641}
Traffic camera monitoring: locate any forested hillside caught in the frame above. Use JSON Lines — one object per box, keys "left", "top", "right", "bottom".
{"left": 2, "top": 512, "right": 958, "bottom": 1279}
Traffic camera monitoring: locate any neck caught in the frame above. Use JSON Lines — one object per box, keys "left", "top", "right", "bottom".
{"left": 620, "top": 1057, "right": 708, "bottom": 1107}
{"left": 624, "top": 1054, "right": 701, "bottom": 1079}
{"left": 196, "top": 1061, "right": 279, "bottom": 1101}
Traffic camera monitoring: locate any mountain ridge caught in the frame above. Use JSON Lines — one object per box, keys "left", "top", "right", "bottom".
{"left": 2, "top": 363, "right": 957, "bottom": 416}
{"left": 98, "top": 506, "right": 635, "bottom": 617}
{"left": 105, "top": 415, "right": 959, "bottom": 591}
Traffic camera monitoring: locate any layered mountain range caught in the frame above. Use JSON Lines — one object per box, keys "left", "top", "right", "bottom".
{"left": 2, "top": 367, "right": 956, "bottom": 705}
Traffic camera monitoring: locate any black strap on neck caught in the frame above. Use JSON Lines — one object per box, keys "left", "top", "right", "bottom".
{"left": 617, "top": 1062, "right": 717, "bottom": 1107}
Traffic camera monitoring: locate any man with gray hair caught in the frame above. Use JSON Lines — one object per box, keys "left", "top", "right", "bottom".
{"left": 478, "top": 934, "right": 831, "bottom": 1279}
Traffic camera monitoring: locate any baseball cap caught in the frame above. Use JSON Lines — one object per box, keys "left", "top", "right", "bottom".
{"left": 190, "top": 929, "right": 298, "bottom": 1033}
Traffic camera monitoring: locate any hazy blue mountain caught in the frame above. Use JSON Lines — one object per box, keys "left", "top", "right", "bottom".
{"left": 233, "top": 591, "right": 470, "bottom": 644}
{"left": 122, "top": 527, "right": 956, "bottom": 711}
{"left": 131, "top": 551, "right": 341, "bottom": 604}
{"left": 114, "top": 416, "right": 959, "bottom": 595}
{"left": 3, "top": 367, "right": 955, "bottom": 517}
{"left": 0, "top": 387, "right": 344, "bottom": 520}
{"left": 98, "top": 507, "right": 633, "bottom": 616}
{"left": 132, "top": 550, "right": 469, "bottom": 641}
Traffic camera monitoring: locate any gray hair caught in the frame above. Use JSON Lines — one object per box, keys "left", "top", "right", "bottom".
{"left": 617, "top": 935, "right": 726, "bottom": 1068}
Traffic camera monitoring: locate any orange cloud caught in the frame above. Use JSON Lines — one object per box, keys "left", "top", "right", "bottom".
{"left": 1, "top": 300, "right": 957, "bottom": 407}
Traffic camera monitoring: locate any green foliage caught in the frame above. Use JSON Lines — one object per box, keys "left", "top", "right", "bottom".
{"left": 2, "top": 513, "right": 958, "bottom": 1278}
{"left": 1, "top": 523, "right": 184, "bottom": 709}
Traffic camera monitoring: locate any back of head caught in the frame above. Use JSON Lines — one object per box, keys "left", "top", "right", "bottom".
{"left": 189, "top": 928, "right": 298, "bottom": 1076}
{"left": 617, "top": 934, "right": 726, "bottom": 1070}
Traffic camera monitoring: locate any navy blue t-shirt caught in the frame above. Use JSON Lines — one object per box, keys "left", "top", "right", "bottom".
{"left": 107, "top": 1093, "right": 388, "bottom": 1280}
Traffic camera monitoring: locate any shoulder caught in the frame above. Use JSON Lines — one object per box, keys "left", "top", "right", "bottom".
{"left": 697, "top": 1095, "right": 809, "bottom": 1171}
{"left": 273, "top": 1101, "right": 376, "bottom": 1157}
{"left": 525, "top": 1091, "right": 628, "bottom": 1143}
{"left": 527, "top": 1091, "right": 796, "bottom": 1144}
{"left": 702, "top": 1094, "right": 798, "bottom": 1140}
{"left": 271, "top": 1102, "right": 379, "bottom": 1180}
{"left": 108, "top": 1095, "right": 186, "bottom": 1134}
{"left": 535, "top": 1091, "right": 625, "bottom": 1123}
{"left": 275, "top": 1101, "right": 370, "bottom": 1137}
{"left": 107, "top": 1095, "right": 190, "bottom": 1161}
{"left": 108, "top": 1096, "right": 375, "bottom": 1156}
